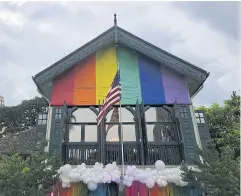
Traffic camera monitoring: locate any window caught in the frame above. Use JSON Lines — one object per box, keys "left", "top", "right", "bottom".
{"left": 84, "top": 125, "right": 98, "bottom": 142}
{"left": 105, "top": 107, "right": 136, "bottom": 142}
{"left": 38, "top": 113, "right": 47, "bottom": 125}
{"left": 180, "top": 107, "right": 188, "bottom": 118}
{"left": 122, "top": 124, "right": 136, "bottom": 141}
{"left": 55, "top": 108, "right": 62, "bottom": 119}
{"left": 67, "top": 108, "right": 98, "bottom": 142}
{"left": 69, "top": 125, "right": 81, "bottom": 142}
{"left": 71, "top": 108, "right": 97, "bottom": 123}
{"left": 195, "top": 112, "right": 205, "bottom": 123}
{"left": 145, "top": 106, "right": 174, "bottom": 122}
{"left": 145, "top": 106, "right": 179, "bottom": 143}
{"left": 106, "top": 124, "right": 119, "bottom": 142}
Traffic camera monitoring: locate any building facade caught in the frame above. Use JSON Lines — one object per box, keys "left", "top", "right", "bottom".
{"left": 0, "top": 96, "right": 4, "bottom": 107}
{"left": 33, "top": 22, "right": 211, "bottom": 167}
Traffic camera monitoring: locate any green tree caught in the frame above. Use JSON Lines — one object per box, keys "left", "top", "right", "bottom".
{"left": 181, "top": 91, "right": 240, "bottom": 196}
{"left": 196, "top": 91, "right": 239, "bottom": 139}
{"left": 196, "top": 91, "right": 240, "bottom": 154}
{"left": 0, "top": 144, "right": 61, "bottom": 196}
{"left": 0, "top": 97, "right": 48, "bottom": 138}
{"left": 181, "top": 145, "right": 240, "bottom": 196}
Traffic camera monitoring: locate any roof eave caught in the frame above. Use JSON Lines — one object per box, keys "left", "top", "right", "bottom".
{"left": 34, "top": 25, "right": 209, "bottom": 88}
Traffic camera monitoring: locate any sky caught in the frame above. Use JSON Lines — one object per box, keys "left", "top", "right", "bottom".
{"left": 0, "top": 1, "right": 239, "bottom": 107}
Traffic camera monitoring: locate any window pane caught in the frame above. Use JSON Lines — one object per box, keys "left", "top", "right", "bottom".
{"left": 199, "top": 113, "right": 204, "bottom": 117}
{"left": 145, "top": 107, "right": 156, "bottom": 122}
{"left": 147, "top": 123, "right": 178, "bottom": 142}
{"left": 84, "top": 125, "right": 97, "bottom": 142}
{"left": 195, "top": 113, "right": 199, "bottom": 117}
{"left": 42, "top": 114, "right": 47, "bottom": 119}
{"left": 38, "top": 114, "right": 43, "bottom": 120}
{"left": 200, "top": 118, "right": 205, "bottom": 123}
{"left": 69, "top": 125, "right": 81, "bottom": 142}
{"left": 38, "top": 119, "right": 42, "bottom": 124}
{"left": 146, "top": 124, "right": 154, "bottom": 141}
{"left": 145, "top": 107, "right": 173, "bottom": 122}
{"left": 58, "top": 108, "right": 62, "bottom": 113}
{"left": 196, "top": 118, "right": 201, "bottom": 123}
{"left": 123, "top": 125, "right": 136, "bottom": 141}
{"left": 71, "top": 108, "right": 97, "bottom": 123}
{"left": 106, "top": 124, "right": 119, "bottom": 142}
{"left": 106, "top": 107, "right": 134, "bottom": 122}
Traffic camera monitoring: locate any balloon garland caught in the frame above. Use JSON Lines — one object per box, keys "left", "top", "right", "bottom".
{"left": 58, "top": 160, "right": 188, "bottom": 191}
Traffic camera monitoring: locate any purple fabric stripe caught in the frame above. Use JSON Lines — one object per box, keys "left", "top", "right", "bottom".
{"left": 161, "top": 67, "right": 190, "bottom": 104}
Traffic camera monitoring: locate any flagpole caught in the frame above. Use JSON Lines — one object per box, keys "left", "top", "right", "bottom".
{"left": 118, "top": 62, "right": 125, "bottom": 176}
{"left": 114, "top": 13, "right": 125, "bottom": 176}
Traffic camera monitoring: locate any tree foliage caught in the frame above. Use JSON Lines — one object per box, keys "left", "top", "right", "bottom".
{"left": 182, "top": 91, "right": 240, "bottom": 196}
{"left": 0, "top": 97, "right": 48, "bottom": 138}
{"left": 196, "top": 91, "right": 239, "bottom": 139}
{"left": 181, "top": 145, "right": 240, "bottom": 196}
{"left": 0, "top": 143, "right": 61, "bottom": 196}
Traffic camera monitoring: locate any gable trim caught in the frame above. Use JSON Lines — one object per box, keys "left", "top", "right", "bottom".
{"left": 35, "top": 27, "right": 115, "bottom": 84}
{"left": 34, "top": 26, "right": 209, "bottom": 86}
{"left": 117, "top": 27, "right": 208, "bottom": 83}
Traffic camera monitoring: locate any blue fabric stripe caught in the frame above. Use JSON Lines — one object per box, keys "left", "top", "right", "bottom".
{"left": 138, "top": 56, "right": 166, "bottom": 104}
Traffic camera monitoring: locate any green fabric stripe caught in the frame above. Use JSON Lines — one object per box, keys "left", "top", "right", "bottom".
{"left": 117, "top": 47, "right": 142, "bottom": 105}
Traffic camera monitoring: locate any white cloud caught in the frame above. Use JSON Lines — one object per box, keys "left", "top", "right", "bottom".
{"left": 0, "top": 6, "right": 26, "bottom": 27}
{"left": 0, "top": 1, "right": 238, "bottom": 106}
{"left": 37, "top": 23, "right": 57, "bottom": 35}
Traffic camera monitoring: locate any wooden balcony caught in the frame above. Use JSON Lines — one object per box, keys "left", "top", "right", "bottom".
{"left": 61, "top": 105, "right": 185, "bottom": 166}
{"left": 62, "top": 141, "right": 183, "bottom": 166}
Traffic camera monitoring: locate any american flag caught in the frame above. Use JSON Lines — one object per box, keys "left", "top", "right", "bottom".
{"left": 97, "top": 71, "right": 121, "bottom": 126}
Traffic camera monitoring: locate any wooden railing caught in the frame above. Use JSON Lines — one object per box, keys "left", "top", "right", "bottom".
{"left": 146, "top": 143, "right": 182, "bottom": 165}
{"left": 63, "top": 142, "right": 182, "bottom": 165}
{"left": 105, "top": 142, "right": 140, "bottom": 165}
{"left": 62, "top": 142, "right": 99, "bottom": 165}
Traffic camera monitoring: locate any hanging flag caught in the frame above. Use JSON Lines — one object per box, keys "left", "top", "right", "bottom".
{"left": 106, "top": 107, "right": 119, "bottom": 131}
{"left": 97, "top": 71, "right": 121, "bottom": 126}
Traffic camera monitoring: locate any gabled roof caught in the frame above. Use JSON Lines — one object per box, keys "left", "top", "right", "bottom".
{"left": 33, "top": 25, "right": 209, "bottom": 97}
{"left": 0, "top": 128, "right": 36, "bottom": 155}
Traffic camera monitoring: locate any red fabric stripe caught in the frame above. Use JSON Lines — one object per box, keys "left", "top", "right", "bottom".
{"left": 97, "top": 95, "right": 120, "bottom": 125}
{"left": 51, "top": 68, "right": 75, "bottom": 106}
{"left": 97, "top": 93, "right": 120, "bottom": 121}
{"left": 106, "top": 85, "right": 121, "bottom": 98}
{"left": 97, "top": 92, "right": 121, "bottom": 120}
{"left": 97, "top": 87, "right": 121, "bottom": 120}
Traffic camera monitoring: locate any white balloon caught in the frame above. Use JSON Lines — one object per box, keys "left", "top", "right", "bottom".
{"left": 155, "top": 160, "right": 165, "bottom": 171}
{"left": 88, "top": 182, "right": 98, "bottom": 191}
{"left": 146, "top": 178, "right": 155, "bottom": 189}
{"left": 161, "top": 180, "right": 168, "bottom": 187}
{"left": 126, "top": 181, "right": 132, "bottom": 187}
{"left": 58, "top": 161, "right": 189, "bottom": 191}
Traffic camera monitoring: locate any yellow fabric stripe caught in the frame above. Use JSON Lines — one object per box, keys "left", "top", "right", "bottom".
{"left": 96, "top": 45, "right": 117, "bottom": 104}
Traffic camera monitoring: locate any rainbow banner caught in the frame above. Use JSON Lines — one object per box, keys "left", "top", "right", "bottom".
{"left": 50, "top": 182, "right": 202, "bottom": 196}
{"left": 51, "top": 45, "right": 190, "bottom": 106}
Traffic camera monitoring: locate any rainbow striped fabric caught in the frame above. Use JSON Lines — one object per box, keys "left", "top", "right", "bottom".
{"left": 50, "top": 181, "right": 202, "bottom": 196}
{"left": 51, "top": 46, "right": 190, "bottom": 106}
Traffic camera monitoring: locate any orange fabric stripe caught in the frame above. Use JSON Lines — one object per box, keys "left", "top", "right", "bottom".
{"left": 73, "top": 55, "right": 96, "bottom": 105}
{"left": 150, "top": 184, "right": 161, "bottom": 196}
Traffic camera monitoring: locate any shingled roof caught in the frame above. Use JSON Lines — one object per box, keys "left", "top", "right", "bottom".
{"left": 33, "top": 25, "right": 209, "bottom": 101}
{"left": 0, "top": 128, "right": 36, "bottom": 155}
